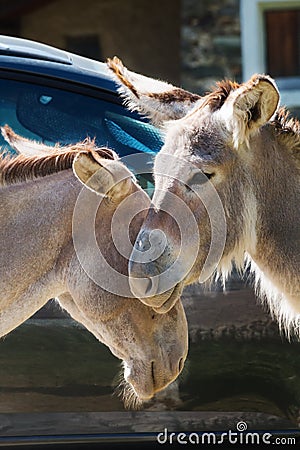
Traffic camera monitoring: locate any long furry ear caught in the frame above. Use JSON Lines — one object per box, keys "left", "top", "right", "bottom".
{"left": 107, "top": 57, "right": 201, "bottom": 127}
{"left": 73, "top": 151, "right": 133, "bottom": 199}
{"left": 219, "top": 75, "right": 280, "bottom": 148}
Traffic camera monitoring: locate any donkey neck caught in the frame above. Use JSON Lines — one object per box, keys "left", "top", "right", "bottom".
{"left": 246, "top": 128, "right": 299, "bottom": 302}
{"left": 0, "top": 170, "right": 82, "bottom": 294}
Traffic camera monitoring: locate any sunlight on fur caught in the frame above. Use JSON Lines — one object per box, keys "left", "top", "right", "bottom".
{"left": 215, "top": 254, "right": 300, "bottom": 341}
{"left": 113, "top": 365, "right": 143, "bottom": 410}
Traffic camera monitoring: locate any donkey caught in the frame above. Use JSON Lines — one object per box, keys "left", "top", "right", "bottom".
{"left": 108, "top": 57, "right": 300, "bottom": 336}
{"left": 0, "top": 126, "right": 188, "bottom": 405}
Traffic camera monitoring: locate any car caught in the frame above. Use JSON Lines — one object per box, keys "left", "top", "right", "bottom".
{"left": 0, "top": 36, "right": 299, "bottom": 450}
{"left": 0, "top": 35, "right": 163, "bottom": 194}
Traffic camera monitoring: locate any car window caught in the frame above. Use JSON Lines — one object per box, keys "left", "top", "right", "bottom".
{"left": 0, "top": 78, "right": 163, "bottom": 195}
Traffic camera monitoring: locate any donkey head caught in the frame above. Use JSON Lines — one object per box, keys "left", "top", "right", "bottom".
{"left": 71, "top": 150, "right": 188, "bottom": 402}
{"left": 108, "top": 58, "right": 280, "bottom": 313}
{"left": 2, "top": 126, "right": 188, "bottom": 404}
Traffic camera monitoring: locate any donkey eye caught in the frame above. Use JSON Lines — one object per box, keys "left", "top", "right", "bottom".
{"left": 187, "top": 171, "right": 214, "bottom": 189}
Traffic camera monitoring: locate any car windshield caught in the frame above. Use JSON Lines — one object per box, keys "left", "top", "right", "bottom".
{"left": 0, "top": 78, "right": 163, "bottom": 195}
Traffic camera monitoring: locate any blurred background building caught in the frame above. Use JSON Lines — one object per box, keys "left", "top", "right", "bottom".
{"left": 0, "top": 0, "right": 299, "bottom": 115}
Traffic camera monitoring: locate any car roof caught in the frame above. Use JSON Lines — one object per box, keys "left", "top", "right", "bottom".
{"left": 0, "top": 35, "right": 117, "bottom": 93}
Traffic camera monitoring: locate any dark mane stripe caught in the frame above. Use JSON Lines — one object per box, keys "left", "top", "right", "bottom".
{"left": 272, "top": 107, "right": 300, "bottom": 135}
{"left": 203, "top": 79, "right": 241, "bottom": 111}
{"left": 270, "top": 107, "right": 300, "bottom": 158}
{"left": 0, "top": 140, "right": 116, "bottom": 186}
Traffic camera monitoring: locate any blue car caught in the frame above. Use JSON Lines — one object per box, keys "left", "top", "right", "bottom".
{"left": 0, "top": 35, "right": 163, "bottom": 193}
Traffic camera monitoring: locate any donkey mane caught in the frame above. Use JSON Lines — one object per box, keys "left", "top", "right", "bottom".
{"left": 271, "top": 107, "right": 300, "bottom": 155}
{"left": 0, "top": 139, "right": 116, "bottom": 186}
{"left": 203, "top": 79, "right": 241, "bottom": 112}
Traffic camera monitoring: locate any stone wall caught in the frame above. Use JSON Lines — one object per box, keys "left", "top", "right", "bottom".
{"left": 181, "top": 0, "right": 241, "bottom": 94}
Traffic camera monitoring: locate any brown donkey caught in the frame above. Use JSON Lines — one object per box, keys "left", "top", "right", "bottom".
{"left": 108, "top": 58, "right": 300, "bottom": 336}
{"left": 0, "top": 126, "right": 188, "bottom": 405}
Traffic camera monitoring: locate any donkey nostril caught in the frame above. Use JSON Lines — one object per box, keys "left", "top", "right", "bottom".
{"left": 129, "top": 275, "right": 159, "bottom": 299}
{"left": 138, "top": 277, "right": 153, "bottom": 295}
{"left": 145, "top": 277, "right": 153, "bottom": 295}
{"left": 178, "top": 357, "right": 184, "bottom": 373}
{"left": 130, "top": 277, "right": 152, "bottom": 297}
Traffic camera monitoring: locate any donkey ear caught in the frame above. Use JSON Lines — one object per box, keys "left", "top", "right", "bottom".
{"left": 1, "top": 125, "right": 58, "bottom": 156}
{"left": 107, "top": 57, "right": 201, "bottom": 126}
{"left": 221, "top": 75, "right": 280, "bottom": 148}
{"left": 73, "top": 151, "right": 132, "bottom": 198}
